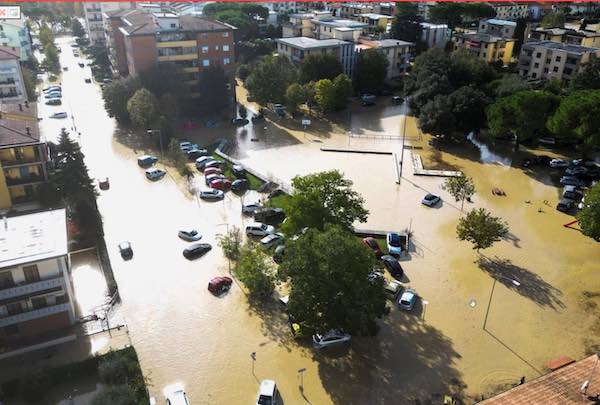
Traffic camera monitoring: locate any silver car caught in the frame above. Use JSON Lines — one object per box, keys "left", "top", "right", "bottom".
{"left": 242, "top": 202, "right": 263, "bottom": 215}
{"left": 398, "top": 288, "right": 417, "bottom": 311}
{"left": 178, "top": 229, "right": 202, "bottom": 242}
{"left": 199, "top": 189, "right": 224, "bottom": 200}
{"left": 260, "top": 233, "right": 284, "bottom": 248}
{"left": 312, "top": 329, "right": 351, "bottom": 349}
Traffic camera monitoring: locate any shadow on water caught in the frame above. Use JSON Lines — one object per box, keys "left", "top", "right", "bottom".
{"left": 246, "top": 298, "right": 298, "bottom": 353}
{"left": 477, "top": 256, "right": 564, "bottom": 310}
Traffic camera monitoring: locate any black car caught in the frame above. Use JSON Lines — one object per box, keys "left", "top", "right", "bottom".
{"left": 187, "top": 149, "right": 209, "bottom": 160}
{"left": 556, "top": 198, "right": 574, "bottom": 213}
{"left": 118, "top": 241, "right": 133, "bottom": 260}
{"left": 231, "top": 179, "right": 249, "bottom": 192}
{"left": 232, "top": 165, "right": 246, "bottom": 178}
{"left": 254, "top": 207, "right": 285, "bottom": 224}
{"left": 381, "top": 255, "right": 403, "bottom": 279}
{"left": 183, "top": 243, "right": 212, "bottom": 260}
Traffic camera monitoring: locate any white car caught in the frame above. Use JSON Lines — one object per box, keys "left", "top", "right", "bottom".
{"left": 242, "top": 202, "right": 263, "bottom": 215}
{"left": 550, "top": 158, "right": 569, "bottom": 168}
{"left": 386, "top": 232, "right": 403, "bottom": 257}
{"left": 421, "top": 193, "right": 441, "bottom": 207}
{"left": 398, "top": 288, "right": 417, "bottom": 311}
{"left": 50, "top": 112, "right": 68, "bottom": 119}
{"left": 256, "top": 379, "right": 280, "bottom": 405}
{"left": 246, "top": 223, "right": 274, "bottom": 237}
{"left": 199, "top": 189, "right": 224, "bottom": 200}
{"left": 260, "top": 233, "right": 284, "bottom": 248}
{"left": 384, "top": 279, "right": 403, "bottom": 300}
{"left": 178, "top": 229, "right": 202, "bottom": 242}
{"left": 312, "top": 329, "right": 351, "bottom": 349}
{"left": 165, "top": 385, "right": 190, "bottom": 405}
{"left": 145, "top": 168, "right": 166, "bottom": 181}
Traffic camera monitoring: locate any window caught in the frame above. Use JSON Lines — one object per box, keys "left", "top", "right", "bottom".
{"left": 555, "top": 56, "right": 561, "bottom": 62}
{"left": 6, "top": 302, "right": 23, "bottom": 315}
{"left": 3, "top": 324, "right": 18, "bottom": 336}
{"left": 223, "top": 32, "right": 229, "bottom": 37}
{"left": 201, "top": 46, "right": 208, "bottom": 54}
{"left": 534, "top": 62, "right": 539, "bottom": 68}
{"left": 223, "top": 58, "right": 230, "bottom": 65}
{"left": 203, "top": 59, "right": 210, "bottom": 67}
{"left": 546, "top": 58, "right": 551, "bottom": 64}
{"left": 0, "top": 271, "right": 14, "bottom": 289}
{"left": 223, "top": 45, "right": 229, "bottom": 52}
{"left": 536, "top": 52, "right": 541, "bottom": 58}
{"left": 481, "top": 24, "right": 486, "bottom": 29}
{"left": 31, "top": 297, "right": 47, "bottom": 309}
{"left": 544, "top": 68, "right": 549, "bottom": 73}
{"left": 23, "top": 265, "right": 40, "bottom": 283}
{"left": 170, "top": 23, "right": 176, "bottom": 28}
{"left": 215, "top": 45, "right": 219, "bottom": 51}
{"left": 564, "top": 67, "right": 573, "bottom": 75}
{"left": 55, "top": 294, "right": 68, "bottom": 304}
{"left": 553, "top": 66, "right": 559, "bottom": 72}
{"left": 531, "top": 72, "right": 537, "bottom": 78}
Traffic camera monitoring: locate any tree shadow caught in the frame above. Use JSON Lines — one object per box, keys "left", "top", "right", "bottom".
{"left": 477, "top": 256, "right": 564, "bottom": 310}
{"left": 245, "top": 297, "right": 299, "bottom": 353}
{"left": 502, "top": 232, "right": 521, "bottom": 248}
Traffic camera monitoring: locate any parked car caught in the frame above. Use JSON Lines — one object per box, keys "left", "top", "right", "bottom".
{"left": 260, "top": 233, "right": 284, "bottom": 249}
{"left": 179, "top": 141, "right": 198, "bottom": 152}
{"left": 398, "top": 288, "right": 417, "bottom": 311}
{"left": 183, "top": 243, "right": 212, "bottom": 259}
{"left": 386, "top": 232, "right": 403, "bottom": 257}
{"left": 199, "top": 189, "right": 224, "bottom": 200}
{"left": 210, "top": 178, "right": 232, "bottom": 190}
{"left": 84, "top": 78, "right": 91, "bottom": 83}
{"left": 361, "top": 100, "right": 376, "bottom": 107}
{"left": 360, "top": 93, "right": 376, "bottom": 102}
{"left": 187, "top": 148, "right": 209, "bottom": 160}
{"left": 205, "top": 173, "right": 225, "bottom": 186}
{"left": 362, "top": 237, "right": 383, "bottom": 258}
{"left": 43, "top": 85, "right": 61, "bottom": 92}
{"left": 256, "top": 380, "right": 281, "bottom": 405}
{"left": 45, "top": 98, "right": 62, "bottom": 105}
{"left": 78, "top": 62, "right": 85, "bottom": 68}
{"left": 312, "top": 330, "right": 351, "bottom": 349}
{"left": 165, "top": 384, "right": 190, "bottom": 405}
{"left": 242, "top": 202, "right": 263, "bottom": 215}
{"left": 392, "top": 96, "right": 403, "bottom": 104}
{"left": 254, "top": 208, "right": 285, "bottom": 224}
{"left": 203, "top": 167, "right": 222, "bottom": 176}
{"left": 231, "top": 179, "right": 248, "bottom": 192}
{"left": 556, "top": 198, "right": 575, "bottom": 213}
{"left": 246, "top": 223, "right": 275, "bottom": 237}
{"left": 118, "top": 241, "right": 133, "bottom": 260}
{"left": 550, "top": 159, "right": 569, "bottom": 168}
{"left": 560, "top": 176, "right": 587, "bottom": 187}
{"left": 44, "top": 91, "right": 62, "bottom": 99}
{"left": 368, "top": 270, "right": 385, "bottom": 284}
{"left": 273, "top": 245, "right": 285, "bottom": 264}
{"left": 195, "top": 156, "right": 215, "bottom": 170}
{"left": 204, "top": 160, "right": 225, "bottom": 170}
{"left": 232, "top": 165, "right": 246, "bottom": 178}
{"left": 565, "top": 166, "right": 588, "bottom": 176}
{"left": 178, "top": 229, "right": 202, "bottom": 242}
{"left": 208, "top": 276, "right": 233, "bottom": 295}
{"left": 563, "top": 185, "right": 583, "bottom": 201}
{"left": 384, "top": 279, "right": 403, "bottom": 300}
{"left": 381, "top": 255, "right": 404, "bottom": 279}
{"left": 421, "top": 193, "right": 441, "bottom": 207}
{"left": 137, "top": 155, "right": 158, "bottom": 168}
{"left": 50, "top": 112, "right": 68, "bottom": 119}
{"left": 145, "top": 168, "right": 166, "bottom": 181}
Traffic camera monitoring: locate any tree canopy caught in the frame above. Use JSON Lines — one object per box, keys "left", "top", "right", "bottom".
{"left": 102, "top": 77, "right": 141, "bottom": 123}
{"left": 196, "top": 66, "right": 229, "bottom": 115}
{"left": 354, "top": 49, "right": 389, "bottom": 94}
{"left": 570, "top": 56, "right": 600, "bottom": 91}
{"left": 541, "top": 12, "right": 566, "bottom": 28}
{"left": 457, "top": 208, "right": 508, "bottom": 251}
{"left": 235, "top": 243, "right": 276, "bottom": 297}
{"left": 71, "top": 18, "right": 85, "bottom": 37}
{"left": 127, "top": 88, "right": 159, "bottom": 129}
{"left": 443, "top": 175, "right": 475, "bottom": 211}
{"left": 246, "top": 55, "right": 298, "bottom": 104}
{"left": 314, "top": 74, "right": 352, "bottom": 112}
{"left": 299, "top": 54, "right": 343, "bottom": 84}
{"left": 577, "top": 183, "right": 600, "bottom": 241}
{"left": 390, "top": 3, "right": 423, "bottom": 45}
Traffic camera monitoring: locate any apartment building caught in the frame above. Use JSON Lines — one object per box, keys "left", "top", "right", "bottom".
{"left": 0, "top": 209, "right": 75, "bottom": 343}
{"left": 421, "top": 23, "right": 449, "bottom": 49}
{"left": 0, "top": 15, "right": 32, "bottom": 62}
{"left": 529, "top": 27, "right": 600, "bottom": 48}
{"left": 478, "top": 19, "right": 517, "bottom": 39}
{"left": 374, "top": 3, "right": 396, "bottom": 17}
{"left": 339, "top": 3, "right": 374, "bottom": 19}
{"left": 356, "top": 38, "right": 414, "bottom": 79}
{"left": 0, "top": 46, "right": 26, "bottom": 104}
{"left": 355, "top": 14, "right": 390, "bottom": 32}
{"left": 453, "top": 32, "right": 515, "bottom": 64}
{"left": 283, "top": 12, "right": 326, "bottom": 38}
{"left": 84, "top": 2, "right": 134, "bottom": 44}
{"left": 276, "top": 37, "right": 355, "bottom": 77}
{"left": 519, "top": 41, "right": 600, "bottom": 82}
{"left": 312, "top": 18, "right": 368, "bottom": 42}
{"left": 489, "top": 2, "right": 529, "bottom": 21}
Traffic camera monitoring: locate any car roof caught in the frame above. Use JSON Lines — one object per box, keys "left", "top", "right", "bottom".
{"left": 166, "top": 389, "right": 188, "bottom": 405}
{"left": 259, "top": 380, "right": 276, "bottom": 396}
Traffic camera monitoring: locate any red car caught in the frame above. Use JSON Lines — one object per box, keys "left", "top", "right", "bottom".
{"left": 362, "top": 237, "right": 383, "bottom": 258}
{"left": 208, "top": 276, "right": 233, "bottom": 295}
{"left": 210, "top": 178, "right": 232, "bottom": 190}
{"left": 204, "top": 167, "right": 222, "bottom": 176}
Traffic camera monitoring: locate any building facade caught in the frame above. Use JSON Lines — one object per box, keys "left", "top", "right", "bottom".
{"left": 0, "top": 16, "right": 32, "bottom": 62}
{"left": 421, "top": 23, "right": 449, "bottom": 49}
{"left": 453, "top": 32, "right": 515, "bottom": 64}
{"left": 0, "top": 46, "right": 26, "bottom": 104}
{"left": 478, "top": 19, "right": 517, "bottom": 39}
{"left": 519, "top": 41, "right": 600, "bottom": 82}
{"left": 490, "top": 3, "right": 530, "bottom": 21}
{"left": 0, "top": 209, "right": 75, "bottom": 343}
{"left": 312, "top": 18, "right": 367, "bottom": 42}
{"left": 276, "top": 37, "right": 355, "bottom": 77}
{"left": 529, "top": 27, "right": 600, "bottom": 48}
{"left": 339, "top": 3, "right": 374, "bottom": 19}
{"left": 84, "top": 2, "right": 134, "bottom": 44}
{"left": 356, "top": 38, "right": 414, "bottom": 79}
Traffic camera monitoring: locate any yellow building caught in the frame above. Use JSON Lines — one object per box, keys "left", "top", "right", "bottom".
{"left": 453, "top": 32, "right": 515, "bottom": 65}
{"left": 0, "top": 102, "right": 49, "bottom": 210}
{"left": 529, "top": 27, "right": 600, "bottom": 49}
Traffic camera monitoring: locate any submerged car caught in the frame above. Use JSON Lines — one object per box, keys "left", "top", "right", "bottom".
{"left": 208, "top": 276, "right": 233, "bottom": 295}
{"left": 556, "top": 198, "right": 575, "bottom": 213}
{"left": 312, "top": 330, "right": 351, "bottom": 349}
{"left": 118, "top": 241, "right": 133, "bottom": 260}
{"left": 386, "top": 232, "right": 403, "bottom": 257}
{"left": 199, "top": 189, "right": 224, "bottom": 200}
{"left": 256, "top": 380, "right": 280, "bottom": 405}
{"left": 362, "top": 237, "right": 383, "bottom": 258}
{"left": 421, "top": 193, "right": 441, "bottom": 207}
{"left": 381, "top": 255, "right": 404, "bottom": 279}
{"left": 550, "top": 159, "right": 569, "bottom": 168}
{"left": 182, "top": 243, "right": 212, "bottom": 259}
{"left": 145, "top": 167, "right": 166, "bottom": 181}
{"left": 398, "top": 288, "right": 417, "bottom": 311}
{"left": 178, "top": 229, "right": 202, "bottom": 242}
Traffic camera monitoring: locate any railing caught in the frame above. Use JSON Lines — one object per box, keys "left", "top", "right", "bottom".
{"left": 0, "top": 92, "right": 19, "bottom": 99}
{"left": 0, "top": 276, "right": 64, "bottom": 301}
{"left": 5, "top": 173, "right": 44, "bottom": 186}
{"left": 1, "top": 156, "right": 42, "bottom": 167}
{"left": 0, "top": 303, "right": 71, "bottom": 327}
{"left": 0, "top": 78, "right": 15, "bottom": 85}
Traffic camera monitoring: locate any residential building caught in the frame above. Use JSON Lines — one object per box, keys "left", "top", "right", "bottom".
{"left": 527, "top": 3, "right": 554, "bottom": 20}
{"left": 453, "top": 32, "right": 515, "bottom": 64}
{"left": 0, "top": 46, "right": 26, "bottom": 104}
{"left": 421, "top": 22, "right": 449, "bottom": 49}
{"left": 529, "top": 27, "right": 600, "bottom": 48}
{"left": 519, "top": 41, "right": 600, "bottom": 82}
{"left": 276, "top": 37, "right": 355, "bottom": 77}
{"left": 0, "top": 102, "right": 49, "bottom": 209}
{"left": 355, "top": 14, "right": 390, "bottom": 32}
{"left": 0, "top": 209, "right": 75, "bottom": 343}
{"left": 283, "top": 12, "right": 326, "bottom": 38}
{"left": 568, "top": 1, "right": 600, "bottom": 15}
{"left": 478, "top": 19, "right": 517, "bottom": 39}
{"left": 374, "top": 3, "right": 396, "bottom": 17}
{"left": 356, "top": 38, "right": 414, "bottom": 79}
{"left": 266, "top": 2, "right": 299, "bottom": 15}
{"left": 489, "top": 2, "right": 529, "bottom": 21}
{"left": 84, "top": 2, "right": 134, "bottom": 44}
{"left": 340, "top": 3, "right": 374, "bottom": 19}
{"left": 0, "top": 15, "right": 32, "bottom": 62}
{"left": 312, "top": 18, "right": 368, "bottom": 42}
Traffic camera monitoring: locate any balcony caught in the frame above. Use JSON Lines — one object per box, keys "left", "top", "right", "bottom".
{"left": 0, "top": 276, "right": 64, "bottom": 301}
{"left": 0, "top": 156, "right": 43, "bottom": 168}
{"left": 5, "top": 173, "right": 44, "bottom": 186}
{"left": 0, "top": 302, "right": 71, "bottom": 327}
{"left": 0, "top": 78, "right": 15, "bottom": 85}
{"left": 158, "top": 53, "right": 197, "bottom": 62}
{"left": 156, "top": 40, "right": 197, "bottom": 48}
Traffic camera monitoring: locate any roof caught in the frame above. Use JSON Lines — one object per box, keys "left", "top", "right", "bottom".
{"left": 0, "top": 209, "right": 68, "bottom": 269}
{"left": 523, "top": 40, "right": 600, "bottom": 54}
{"left": 313, "top": 18, "right": 368, "bottom": 29}
{"left": 480, "top": 354, "right": 600, "bottom": 404}
{"left": 277, "top": 37, "right": 351, "bottom": 49}
{"left": 0, "top": 46, "right": 19, "bottom": 61}
{"left": 535, "top": 27, "right": 600, "bottom": 38}
{"left": 361, "top": 13, "right": 389, "bottom": 20}
{"left": 421, "top": 22, "right": 448, "bottom": 29}
{"left": 484, "top": 19, "right": 517, "bottom": 27}
{"left": 455, "top": 32, "right": 514, "bottom": 43}
{"left": 0, "top": 102, "right": 37, "bottom": 121}
{"left": 259, "top": 379, "right": 276, "bottom": 396}
{"left": 377, "top": 39, "right": 415, "bottom": 48}
{"left": 0, "top": 118, "right": 41, "bottom": 148}
{"left": 119, "top": 10, "right": 235, "bottom": 35}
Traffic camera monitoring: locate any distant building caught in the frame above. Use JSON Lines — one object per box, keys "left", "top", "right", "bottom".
{"left": 0, "top": 15, "right": 32, "bottom": 62}
{"left": 489, "top": 2, "right": 529, "bottom": 21}
{"left": 283, "top": 12, "right": 325, "bottom": 38}
{"left": 374, "top": 3, "right": 396, "bottom": 17}
{"left": 421, "top": 22, "right": 449, "bottom": 49}
{"left": 519, "top": 41, "right": 600, "bottom": 82}
{"left": 83, "top": 2, "right": 134, "bottom": 44}
{"left": 312, "top": 18, "right": 368, "bottom": 42}
{"left": 0, "top": 46, "right": 26, "bottom": 104}
{"left": 266, "top": 2, "right": 299, "bottom": 15}
{"left": 356, "top": 38, "right": 414, "bottom": 79}
{"left": 0, "top": 209, "right": 75, "bottom": 343}
{"left": 339, "top": 3, "right": 375, "bottom": 19}
{"left": 355, "top": 14, "right": 390, "bottom": 32}
{"left": 478, "top": 19, "right": 517, "bottom": 39}
{"left": 276, "top": 37, "right": 355, "bottom": 77}
{"left": 453, "top": 32, "right": 515, "bottom": 64}
{"left": 527, "top": 3, "right": 554, "bottom": 20}
{"left": 529, "top": 27, "right": 600, "bottom": 48}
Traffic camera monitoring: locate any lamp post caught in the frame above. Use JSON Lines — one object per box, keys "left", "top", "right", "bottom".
{"left": 147, "top": 128, "right": 164, "bottom": 159}
{"left": 483, "top": 275, "right": 521, "bottom": 331}
{"left": 251, "top": 351, "right": 257, "bottom": 376}
{"left": 298, "top": 368, "right": 307, "bottom": 392}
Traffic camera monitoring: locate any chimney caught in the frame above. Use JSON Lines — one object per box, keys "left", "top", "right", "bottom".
{"left": 26, "top": 126, "right": 30, "bottom": 135}
{"left": 18, "top": 103, "right": 22, "bottom": 111}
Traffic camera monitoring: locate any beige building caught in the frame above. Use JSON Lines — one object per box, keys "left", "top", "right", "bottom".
{"left": 312, "top": 18, "right": 368, "bottom": 42}
{"left": 529, "top": 27, "right": 600, "bottom": 48}
{"left": 478, "top": 19, "right": 517, "bottom": 39}
{"left": 276, "top": 37, "right": 356, "bottom": 77}
{"left": 356, "top": 38, "right": 414, "bottom": 79}
{"left": 339, "top": 3, "right": 374, "bottom": 19}
{"left": 355, "top": 14, "right": 390, "bottom": 32}
{"left": 519, "top": 41, "right": 600, "bottom": 82}
{"left": 453, "top": 32, "right": 515, "bottom": 64}
{"left": 489, "top": 2, "right": 530, "bottom": 21}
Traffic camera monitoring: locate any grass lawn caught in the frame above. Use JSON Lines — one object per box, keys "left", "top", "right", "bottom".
{"left": 210, "top": 153, "right": 263, "bottom": 191}
{"left": 268, "top": 193, "right": 293, "bottom": 212}
{"left": 357, "top": 235, "right": 389, "bottom": 255}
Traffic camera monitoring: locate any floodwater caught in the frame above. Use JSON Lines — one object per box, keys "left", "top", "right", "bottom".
{"left": 35, "top": 36, "right": 600, "bottom": 404}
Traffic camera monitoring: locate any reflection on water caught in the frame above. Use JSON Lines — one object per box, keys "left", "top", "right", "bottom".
{"left": 467, "top": 132, "right": 512, "bottom": 166}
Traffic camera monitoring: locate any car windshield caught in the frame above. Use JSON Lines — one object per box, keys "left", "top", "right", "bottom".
{"left": 258, "top": 395, "right": 273, "bottom": 405}
{"left": 389, "top": 234, "right": 400, "bottom": 246}
{"left": 401, "top": 299, "right": 411, "bottom": 306}
{"left": 189, "top": 230, "right": 197, "bottom": 236}
{"left": 261, "top": 224, "right": 267, "bottom": 230}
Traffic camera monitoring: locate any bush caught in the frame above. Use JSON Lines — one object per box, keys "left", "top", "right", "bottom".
{"left": 217, "top": 226, "right": 243, "bottom": 261}
{"left": 98, "top": 355, "right": 133, "bottom": 386}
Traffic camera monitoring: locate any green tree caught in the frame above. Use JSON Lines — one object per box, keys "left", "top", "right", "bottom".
{"left": 570, "top": 56, "right": 600, "bottom": 91}
{"left": 102, "top": 76, "right": 141, "bottom": 123}
{"left": 333, "top": 73, "right": 353, "bottom": 110}
{"left": 490, "top": 74, "right": 530, "bottom": 98}
{"left": 41, "top": 44, "right": 60, "bottom": 74}
{"left": 462, "top": 3, "right": 496, "bottom": 21}
{"left": 541, "top": 12, "right": 566, "bottom": 28}
{"left": 127, "top": 88, "right": 159, "bottom": 129}
{"left": 38, "top": 23, "right": 54, "bottom": 47}
{"left": 457, "top": 208, "right": 508, "bottom": 251}
{"left": 299, "top": 54, "right": 343, "bottom": 83}
{"left": 139, "top": 63, "right": 186, "bottom": 99}
{"left": 235, "top": 243, "right": 276, "bottom": 297}
{"left": 92, "top": 385, "right": 138, "bottom": 405}
{"left": 283, "top": 170, "right": 368, "bottom": 234}
{"left": 486, "top": 90, "right": 560, "bottom": 149}
{"left": 314, "top": 78, "right": 336, "bottom": 112}
{"left": 577, "top": 183, "right": 600, "bottom": 241}
{"left": 217, "top": 226, "right": 243, "bottom": 261}
{"left": 246, "top": 55, "right": 297, "bottom": 104}
{"left": 285, "top": 82, "right": 307, "bottom": 112}
{"left": 22, "top": 67, "right": 37, "bottom": 101}
{"left": 429, "top": 3, "right": 464, "bottom": 29}
{"left": 196, "top": 65, "right": 229, "bottom": 115}
{"left": 71, "top": 17, "right": 85, "bottom": 37}
{"left": 354, "top": 49, "right": 389, "bottom": 94}
{"left": 443, "top": 175, "right": 475, "bottom": 211}
{"left": 282, "top": 225, "right": 385, "bottom": 336}
{"left": 237, "top": 64, "right": 251, "bottom": 81}
{"left": 390, "top": 3, "right": 423, "bottom": 44}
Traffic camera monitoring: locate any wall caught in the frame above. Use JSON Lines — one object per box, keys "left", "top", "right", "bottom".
{"left": 0, "top": 311, "right": 70, "bottom": 341}
{"left": 195, "top": 30, "right": 235, "bottom": 77}
{"left": 126, "top": 35, "right": 158, "bottom": 76}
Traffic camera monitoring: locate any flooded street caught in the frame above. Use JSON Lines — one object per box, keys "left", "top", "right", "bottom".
{"left": 35, "top": 36, "right": 600, "bottom": 404}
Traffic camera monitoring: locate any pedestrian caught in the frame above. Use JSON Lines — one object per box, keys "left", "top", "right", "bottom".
{"left": 519, "top": 376, "right": 525, "bottom": 385}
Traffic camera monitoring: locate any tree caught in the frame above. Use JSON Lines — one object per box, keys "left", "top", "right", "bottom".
{"left": 102, "top": 77, "right": 141, "bottom": 123}
{"left": 246, "top": 55, "right": 298, "bottom": 104}
{"left": 333, "top": 74, "right": 353, "bottom": 110}
{"left": 237, "top": 39, "right": 275, "bottom": 63}
{"left": 196, "top": 66, "right": 228, "bottom": 115}
{"left": 282, "top": 225, "right": 385, "bottom": 336}
{"left": 418, "top": 95, "right": 455, "bottom": 137}
{"left": 217, "top": 226, "right": 243, "bottom": 261}
{"left": 541, "top": 12, "right": 566, "bottom": 28}
{"left": 490, "top": 74, "right": 530, "bottom": 98}
{"left": 127, "top": 88, "right": 159, "bottom": 129}
{"left": 457, "top": 208, "right": 508, "bottom": 251}
{"left": 283, "top": 170, "right": 368, "bottom": 234}
{"left": 237, "top": 64, "right": 251, "bottom": 81}
{"left": 22, "top": 67, "right": 37, "bottom": 101}
{"left": 577, "top": 183, "right": 600, "bottom": 241}
{"left": 299, "top": 54, "right": 343, "bottom": 83}
{"left": 354, "top": 49, "right": 389, "bottom": 94}
{"left": 92, "top": 385, "right": 137, "bottom": 405}
{"left": 390, "top": 3, "right": 423, "bottom": 44}
{"left": 547, "top": 90, "right": 600, "bottom": 154}
{"left": 429, "top": 3, "right": 464, "bottom": 29}
{"left": 235, "top": 243, "right": 276, "bottom": 297}
{"left": 41, "top": 44, "right": 60, "bottom": 74}
{"left": 462, "top": 3, "right": 496, "bottom": 21}
{"left": 71, "top": 17, "right": 85, "bottom": 37}
{"left": 443, "top": 175, "right": 475, "bottom": 211}
{"left": 285, "top": 83, "right": 307, "bottom": 112}
{"left": 314, "top": 78, "right": 336, "bottom": 112}
{"left": 139, "top": 63, "right": 186, "bottom": 99}
{"left": 570, "top": 56, "right": 600, "bottom": 91}
{"left": 486, "top": 90, "right": 560, "bottom": 149}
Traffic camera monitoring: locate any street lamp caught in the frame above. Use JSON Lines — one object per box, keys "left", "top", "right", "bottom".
{"left": 298, "top": 368, "right": 307, "bottom": 392}
{"left": 483, "top": 274, "right": 521, "bottom": 331}
{"left": 147, "top": 128, "right": 164, "bottom": 159}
